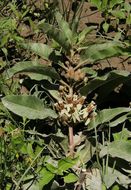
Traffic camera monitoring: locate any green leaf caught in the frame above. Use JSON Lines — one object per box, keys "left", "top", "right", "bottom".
{"left": 77, "top": 26, "right": 96, "bottom": 45}
{"left": 45, "top": 163, "right": 58, "bottom": 174}
{"left": 58, "top": 157, "right": 77, "bottom": 175}
{"left": 64, "top": 173, "right": 78, "bottom": 183}
{"left": 103, "top": 22, "right": 109, "bottom": 33}
{"left": 90, "top": 0, "right": 102, "bottom": 10}
{"left": 80, "top": 42, "right": 128, "bottom": 63}
{"left": 81, "top": 67, "right": 97, "bottom": 78}
{"left": 100, "top": 140, "right": 131, "bottom": 162}
{"left": 38, "top": 168, "right": 55, "bottom": 188}
{"left": 2, "top": 95, "right": 57, "bottom": 119}
{"left": 124, "top": 2, "right": 131, "bottom": 13}
{"left": 111, "top": 185, "right": 119, "bottom": 190}
{"left": 55, "top": 12, "right": 73, "bottom": 44}
{"left": 76, "top": 139, "right": 95, "bottom": 165}
{"left": 5, "top": 61, "right": 60, "bottom": 80}
{"left": 109, "top": 0, "right": 123, "bottom": 8}
{"left": 80, "top": 70, "right": 130, "bottom": 96}
{"left": 109, "top": 113, "right": 130, "bottom": 127}
{"left": 38, "top": 22, "right": 71, "bottom": 51}
{"left": 101, "top": 0, "right": 108, "bottom": 10}
{"left": 111, "top": 10, "right": 126, "bottom": 19}
{"left": 103, "top": 167, "right": 130, "bottom": 188}
{"left": 88, "top": 107, "right": 131, "bottom": 130}
{"left": 103, "top": 170, "right": 117, "bottom": 188}
{"left": 85, "top": 168, "right": 102, "bottom": 190}
{"left": 113, "top": 128, "right": 131, "bottom": 141}
{"left": 22, "top": 43, "right": 53, "bottom": 60}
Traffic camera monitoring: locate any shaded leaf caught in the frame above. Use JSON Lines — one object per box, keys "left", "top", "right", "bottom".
{"left": 38, "top": 22, "right": 71, "bottom": 51}
{"left": 80, "top": 70, "right": 130, "bottom": 96}
{"left": 76, "top": 139, "right": 95, "bottom": 165}
{"left": 55, "top": 12, "right": 73, "bottom": 44}
{"left": 2, "top": 95, "right": 57, "bottom": 119}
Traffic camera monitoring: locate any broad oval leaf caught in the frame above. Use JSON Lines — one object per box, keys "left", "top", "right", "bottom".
{"left": 5, "top": 61, "right": 60, "bottom": 80}
{"left": 80, "top": 42, "right": 130, "bottom": 63}
{"left": 22, "top": 43, "right": 53, "bottom": 60}
{"left": 2, "top": 95, "right": 57, "bottom": 119}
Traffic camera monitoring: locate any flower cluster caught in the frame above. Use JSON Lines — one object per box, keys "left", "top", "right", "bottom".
{"left": 62, "top": 66, "right": 85, "bottom": 81}
{"left": 54, "top": 94, "right": 96, "bottom": 126}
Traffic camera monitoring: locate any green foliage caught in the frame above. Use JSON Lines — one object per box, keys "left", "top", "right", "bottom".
{"left": 0, "top": 0, "right": 131, "bottom": 189}
{"left": 2, "top": 95, "right": 57, "bottom": 119}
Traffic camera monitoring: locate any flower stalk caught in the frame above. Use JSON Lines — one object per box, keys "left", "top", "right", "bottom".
{"left": 68, "top": 125, "right": 74, "bottom": 157}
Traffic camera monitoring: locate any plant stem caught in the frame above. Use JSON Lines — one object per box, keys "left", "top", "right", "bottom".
{"left": 14, "top": 146, "right": 45, "bottom": 190}
{"left": 68, "top": 125, "right": 74, "bottom": 157}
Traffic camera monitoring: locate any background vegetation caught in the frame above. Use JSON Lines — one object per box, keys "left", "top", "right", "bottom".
{"left": 0, "top": 0, "right": 131, "bottom": 189}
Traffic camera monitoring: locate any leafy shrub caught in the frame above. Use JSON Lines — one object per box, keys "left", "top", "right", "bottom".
{"left": 0, "top": 0, "right": 131, "bottom": 189}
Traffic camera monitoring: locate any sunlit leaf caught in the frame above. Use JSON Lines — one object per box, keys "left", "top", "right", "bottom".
{"left": 100, "top": 140, "right": 131, "bottom": 162}
{"left": 85, "top": 168, "right": 102, "bottom": 190}
{"left": 38, "top": 168, "right": 55, "bottom": 188}
{"left": 5, "top": 61, "right": 60, "bottom": 80}
{"left": 90, "top": 0, "right": 102, "bottom": 10}
{"left": 22, "top": 43, "right": 53, "bottom": 60}
{"left": 88, "top": 107, "right": 131, "bottom": 130}
{"left": 77, "top": 26, "right": 96, "bottom": 45}
{"left": 113, "top": 128, "right": 131, "bottom": 141}
{"left": 109, "top": 0, "right": 123, "bottom": 8}
{"left": 81, "top": 42, "right": 130, "bottom": 63}
{"left": 2, "top": 95, "right": 57, "bottom": 119}
{"left": 64, "top": 173, "right": 78, "bottom": 183}
{"left": 58, "top": 157, "right": 78, "bottom": 175}
{"left": 111, "top": 10, "right": 125, "bottom": 19}
{"left": 103, "top": 22, "right": 109, "bottom": 33}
